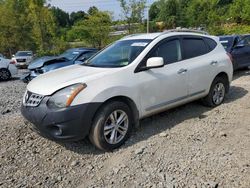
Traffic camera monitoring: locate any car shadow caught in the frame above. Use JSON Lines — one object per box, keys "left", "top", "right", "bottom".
{"left": 59, "top": 85, "right": 248, "bottom": 154}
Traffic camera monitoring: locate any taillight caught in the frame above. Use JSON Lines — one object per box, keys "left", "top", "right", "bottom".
{"left": 227, "top": 52, "right": 233, "bottom": 63}
{"left": 10, "top": 60, "right": 16, "bottom": 64}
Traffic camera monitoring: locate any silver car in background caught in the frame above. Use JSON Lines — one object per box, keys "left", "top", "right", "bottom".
{"left": 12, "top": 51, "right": 34, "bottom": 68}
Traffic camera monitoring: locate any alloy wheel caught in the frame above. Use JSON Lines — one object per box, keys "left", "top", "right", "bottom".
{"left": 104, "top": 110, "right": 129, "bottom": 145}
{"left": 0, "top": 69, "right": 10, "bottom": 80}
{"left": 212, "top": 82, "right": 225, "bottom": 105}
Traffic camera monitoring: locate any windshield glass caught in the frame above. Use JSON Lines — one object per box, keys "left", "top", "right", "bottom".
{"left": 16, "top": 51, "right": 33, "bottom": 56}
{"left": 83, "top": 39, "right": 152, "bottom": 68}
{"left": 60, "top": 50, "right": 80, "bottom": 61}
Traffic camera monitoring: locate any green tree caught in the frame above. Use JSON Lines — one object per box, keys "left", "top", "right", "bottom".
{"left": 0, "top": 0, "right": 32, "bottom": 56}
{"left": 28, "top": 0, "right": 57, "bottom": 54}
{"left": 68, "top": 9, "right": 112, "bottom": 48}
{"left": 118, "top": 0, "right": 146, "bottom": 33}
{"left": 88, "top": 6, "right": 99, "bottom": 15}
{"left": 158, "top": 0, "right": 181, "bottom": 29}
{"left": 51, "top": 7, "right": 70, "bottom": 27}
{"left": 230, "top": 0, "right": 250, "bottom": 24}
{"left": 70, "top": 11, "right": 87, "bottom": 25}
{"left": 149, "top": 1, "right": 160, "bottom": 21}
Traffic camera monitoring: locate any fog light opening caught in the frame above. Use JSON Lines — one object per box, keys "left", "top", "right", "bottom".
{"left": 50, "top": 125, "right": 63, "bottom": 136}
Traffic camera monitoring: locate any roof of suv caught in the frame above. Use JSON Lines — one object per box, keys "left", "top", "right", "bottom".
{"left": 121, "top": 31, "right": 209, "bottom": 41}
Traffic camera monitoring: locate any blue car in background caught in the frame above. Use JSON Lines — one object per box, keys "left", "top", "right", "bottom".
{"left": 22, "top": 48, "right": 97, "bottom": 82}
{"left": 219, "top": 35, "right": 250, "bottom": 70}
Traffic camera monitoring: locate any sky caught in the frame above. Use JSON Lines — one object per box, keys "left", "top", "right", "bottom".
{"left": 49, "top": 0, "right": 155, "bottom": 20}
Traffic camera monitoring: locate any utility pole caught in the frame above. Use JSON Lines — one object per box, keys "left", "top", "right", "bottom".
{"left": 147, "top": 5, "right": 150, "bottom": 33}
{"left": 146, "top": 5, "right": 150, "bottom": 33}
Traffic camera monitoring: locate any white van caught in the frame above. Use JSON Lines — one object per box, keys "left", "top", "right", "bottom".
{"left": 21, "top": 30, "right": 233, "bottom": 151}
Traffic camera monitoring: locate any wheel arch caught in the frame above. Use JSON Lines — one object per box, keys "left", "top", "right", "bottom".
{"left": 92, "top": 95, "right": 140, "bottom": 128}
{"left": 214, "top": 72, "right": 230, "bottom": 93}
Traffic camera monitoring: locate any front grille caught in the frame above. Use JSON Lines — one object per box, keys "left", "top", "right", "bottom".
{"left": 17, "top": 59, "right": 26, "bottom": 62}
{"left": 23, "top": 91, "right": 44, "bottom": 107}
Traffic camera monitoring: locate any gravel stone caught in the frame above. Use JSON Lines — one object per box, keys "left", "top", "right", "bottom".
{"left": 1, "top": 70, "right": 250, "bottom": 187}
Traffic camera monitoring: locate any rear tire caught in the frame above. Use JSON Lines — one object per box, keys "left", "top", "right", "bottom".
{"left": 89, "top": 101, "right": 133, "bottom": 151}
{"left": 0, "top": 68, "right": 11, "bottom": 81}
{"left": 202, "top": 77, "right": 227, "bottom": 107}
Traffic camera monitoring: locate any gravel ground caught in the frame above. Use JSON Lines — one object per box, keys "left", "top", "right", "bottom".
{"left": 0, "top": 69, "right": 250, "bottom": 188}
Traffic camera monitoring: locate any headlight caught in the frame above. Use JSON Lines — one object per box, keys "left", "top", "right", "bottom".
{"left": 47, "top": 83, "right": 87, "bottom": 108}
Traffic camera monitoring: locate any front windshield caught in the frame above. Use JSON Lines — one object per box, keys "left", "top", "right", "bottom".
{"left": 83, "top": 39, "right": 152, "bottom": 68}
{"left": 60, "top": 50, "right": 80, "bottom": 61}
{"left": 16, "top": 51, "right": 33, "bottom": 56}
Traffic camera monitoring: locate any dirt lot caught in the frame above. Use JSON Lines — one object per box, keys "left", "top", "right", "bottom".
{"left": 0, "top": 70, "right": 250, "bottom": 188}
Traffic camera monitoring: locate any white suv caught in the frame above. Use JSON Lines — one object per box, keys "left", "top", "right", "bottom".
{"left": 21, "top": 31, "right": 233, "bottom": 151}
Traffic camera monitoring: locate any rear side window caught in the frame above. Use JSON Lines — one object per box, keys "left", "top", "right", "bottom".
{"left": 204, "top": 37, "right": 217, "bottom": 51}
{"left": 183, "top": 38, "right": 208, "bottom": 59}
{"left": 148, "top": 39, "right": 182, "bottom": 64}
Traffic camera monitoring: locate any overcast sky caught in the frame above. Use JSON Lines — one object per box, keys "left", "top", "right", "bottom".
{"left": 49, "top": 0, "right": 155, "bottom": 20}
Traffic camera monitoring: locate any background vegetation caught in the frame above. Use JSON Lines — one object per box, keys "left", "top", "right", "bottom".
{"left": 0, "top": 0, "right": 249, "bottom": 57}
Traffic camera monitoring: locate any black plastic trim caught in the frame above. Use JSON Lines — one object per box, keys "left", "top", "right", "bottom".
{"left": 21, "top": 97, "right": 102, "bottom": 141}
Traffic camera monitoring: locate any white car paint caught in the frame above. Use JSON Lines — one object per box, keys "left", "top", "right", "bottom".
{"left": 0, "top": 57, "right": 18, "bottom": 78}
{"left": 25, "top": 32, "right": 233, "bottom": 119}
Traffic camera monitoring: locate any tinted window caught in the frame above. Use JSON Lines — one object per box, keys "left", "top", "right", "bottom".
{"left": 204, "top": 37, "right": 217, "bottom": 51}
{"left": 60, "top": 50, "right": 81, "bottom": 61}
{"left": 77, "top": 51, "right": 96, "bottom": 62}
{"left": 239, "top": 36, "right": 250, "bottom": 46}
{"left": 149, "top": 39, "right": 182, "bottom": 64}
{"left": 183, "top": 38, "right": 208, "bottom": 59}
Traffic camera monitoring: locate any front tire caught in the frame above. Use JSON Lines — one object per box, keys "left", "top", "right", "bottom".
{"left": 0, "top": 68, "right": 11, "bottom": 81}
{"left": 89, "top": 101, "right": 133, "bottom": 151}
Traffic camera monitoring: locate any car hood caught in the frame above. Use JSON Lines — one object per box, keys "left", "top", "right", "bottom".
{"left": 27, "top": 65, "right": 119, "bottom": 95}
{"left": 28, "top": 56, "right": 58, "bottom": 69}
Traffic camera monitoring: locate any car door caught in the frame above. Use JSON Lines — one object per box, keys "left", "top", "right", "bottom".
{"left": 181, "top": 36, "right": 215, "bottom": 97}
{"left": 232, "top": 35, "right": 250, "bottom": 68}
{"left": 137, "top": 37, "right": 188, "bottom": 116}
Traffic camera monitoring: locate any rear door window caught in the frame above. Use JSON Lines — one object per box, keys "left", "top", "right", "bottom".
{"left": 204, "top": 37, "right": 217, "bottom": 51}
{"left": 182, "top": 37, "right": 208, "bottom": 59}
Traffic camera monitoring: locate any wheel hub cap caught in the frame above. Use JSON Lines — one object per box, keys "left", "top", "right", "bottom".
{"left": 212, "top": 83, "right": 225, "bottom": 105}
{"left": 104, "top": 110, "right": 129, "bottom": 145}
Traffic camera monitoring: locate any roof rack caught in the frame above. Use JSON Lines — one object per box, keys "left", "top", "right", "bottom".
{"left": 121, "top": 33, "right": 145, "bottom": 39}
{"left": 163, "top": 28, "right": 209, "bottom": 35}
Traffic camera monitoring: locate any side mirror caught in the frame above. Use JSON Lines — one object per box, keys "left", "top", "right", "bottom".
{"left": 146, "top": 57, "right": 164, "bottom": 69}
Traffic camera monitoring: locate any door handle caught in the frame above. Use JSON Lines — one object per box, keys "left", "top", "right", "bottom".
{"left": 210, "top": 61, "right": 218, "bottom": 65}
{"left": 177, "top": 68, "right": 188, "bottom": 74}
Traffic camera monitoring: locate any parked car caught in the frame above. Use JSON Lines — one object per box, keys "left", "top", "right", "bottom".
{"left": 219, "top": 35, "right": 250, "bottom": 70}
{"left": 21, "top": 48, "right": 97, "bottom": 83}
{"left": 12, "top": 51, "right": 34, "bottom": 68}
{"left": 0, "top": 57, "right": 18, "bottom": 81}
{"left": 21, "top": 30, "right": 233, "bottom": 151}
